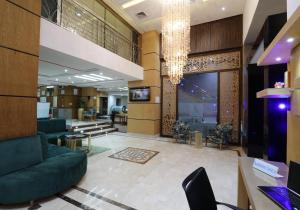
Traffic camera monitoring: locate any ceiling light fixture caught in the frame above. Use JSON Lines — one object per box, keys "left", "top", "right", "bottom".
{"left": 64, "top": 69, "right": 68, "bottom": 72}
{"left": 82, "top": 75, "right": 104, "bottom": 81}
{"left": 162, "top": 0, "right": 191, "bottom": 85}
{"left": 275, "top": 57, "right": 282, "bottom": 62}
{"left": 55, "top": 78, "right": 59, "bottom": 81}
{"left": 89, "top": 74, "right": 113, "bottom": 80}
{"left": 74, "top": 75, "right": 98, "bottom": 81}
{"left": 221, "top": 7, "right": 226, "bottom": 11}
{"left": 122, "top": 0, "right": 145, "bottom": 9}
{"left": 287, "top": 37, "right": 295, "bottom": 43}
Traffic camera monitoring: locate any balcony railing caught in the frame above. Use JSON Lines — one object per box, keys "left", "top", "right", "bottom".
{"left": 42, "top": 0, "right": 140, "bottom": 64}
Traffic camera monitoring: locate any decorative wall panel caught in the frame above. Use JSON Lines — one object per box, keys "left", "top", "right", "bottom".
{"left": 161, "top": 50, "right": 241, "bottom": 142}
{"left": 161, "top": 77, "right": 177, "bottom": 136}
{"left": 162, "top": 51, "right": 240, "bottom": 75}
{"left": 220, "top": 70, "right": 240, "bottom": 143}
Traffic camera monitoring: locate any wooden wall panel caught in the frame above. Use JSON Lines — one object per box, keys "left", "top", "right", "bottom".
{"left": 0, "top": 96, "right": 37, "bottom": 140}
{"left": 0, "top": 48, "right": 38, "bottom": 97}
{"left": 210, "top": 15, "right": 243, "bottom": 51}
{"left": 0, "top": 0, "right": 40, "bottom": 140}
{"left": 0, "top": 0, "right": 40, "bottom": 55}
{"left": 127, "top": 119, "right": 160, "bottom": 135}
{"left": 189, "top": 15, "right": 242, "bottom": 54}
{"left": 7, "top": 0, "right": 41, "bottom": 16}
{"left": 190, "top": 23, "right": 211, "bottom": 54}
{"left": 219, "top": 70, "right": 240, "bottom": 143}
{"left": 128, "top": 104, "right": 160, "bottom": 120}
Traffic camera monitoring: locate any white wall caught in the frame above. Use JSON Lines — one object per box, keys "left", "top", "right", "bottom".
{"left": 287, "top": 0, "right": 300, "bottom": 18}
{"left": 243, "top": 0, "right": 260, "bottom": 43}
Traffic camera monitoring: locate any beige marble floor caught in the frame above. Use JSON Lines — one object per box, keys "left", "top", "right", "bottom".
{"left": 1, "top": 133, "right": 239, "bottom": 210}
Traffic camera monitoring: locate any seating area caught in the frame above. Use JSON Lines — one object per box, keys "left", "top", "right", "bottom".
{"left": 37, "top": 119, "right": 73, "bottom": 145}
{"left": 0, "top": 133, "right": 87, "bottom": 205}
{"left": 2, "top": 0, "right": 300, "bottom": 209}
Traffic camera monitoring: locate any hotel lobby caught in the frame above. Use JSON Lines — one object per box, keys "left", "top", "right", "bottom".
{"left": 1, "top": 0, "right": 300, "bottom": 209}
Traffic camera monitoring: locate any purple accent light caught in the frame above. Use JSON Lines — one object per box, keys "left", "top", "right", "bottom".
{"left": 278, "top": 103, "right": 286, "bottom": 110}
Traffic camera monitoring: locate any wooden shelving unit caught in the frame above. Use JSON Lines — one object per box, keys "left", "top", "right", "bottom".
{"left": 257, "top": 6, "right": 300, "bottom": 66}
{"left": 256, "top": 88, "right": 292, "bottom": 98}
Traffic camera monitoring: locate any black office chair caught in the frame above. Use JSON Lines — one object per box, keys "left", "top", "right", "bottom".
{"left": 182, "top": 167, "right": 243, "bottom": 210}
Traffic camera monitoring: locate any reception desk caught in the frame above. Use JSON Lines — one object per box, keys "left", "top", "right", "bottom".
{"left": 238, "top": 157, "right": 288, "bottom": 210}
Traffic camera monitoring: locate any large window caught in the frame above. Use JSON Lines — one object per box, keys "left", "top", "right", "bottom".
{"left": 178, "top": 73, "right": 218, "bottom": 137}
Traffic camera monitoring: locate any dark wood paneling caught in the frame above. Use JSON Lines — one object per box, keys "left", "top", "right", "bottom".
{"left": 0, "top": 48, "right": 38, "bottom": 97}
{"left": 7, "top": 0, "right": 41, "bottom": 16}
{"left": 190, "top": 23, "right": 211, "bottom": 53}
{"left": 0, "top": 96, "right": 37, "bottom": 140}
{"left": 210, "top": 15, "right": 242, "bottom": 51}
{"left": 190, "top": 15, "right": 242, "bottom": 54}
{"left": 0, "top": 0, "right": 40, "bottom": 55}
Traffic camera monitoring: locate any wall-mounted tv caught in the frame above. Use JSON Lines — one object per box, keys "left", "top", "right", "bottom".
{"left": 129, "top": 87, "right": 150, "bottom": 101}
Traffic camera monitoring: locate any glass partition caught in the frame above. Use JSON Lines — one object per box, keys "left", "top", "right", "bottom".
{"left": 178, "top": 73, "right": 218, "bottom": 138}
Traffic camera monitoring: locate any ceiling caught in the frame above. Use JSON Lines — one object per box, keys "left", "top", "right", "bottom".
{"left": 39, "top": 47, "right": 131, "bottom": 92}
{"left": 104, "top": 0, "right": 246, "bottom": 32}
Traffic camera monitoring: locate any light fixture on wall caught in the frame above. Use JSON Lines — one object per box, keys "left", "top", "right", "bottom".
{"left": 162, "top": 0, "right": 191, "bottom": 85}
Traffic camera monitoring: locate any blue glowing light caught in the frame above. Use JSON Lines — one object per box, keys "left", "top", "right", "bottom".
{"left": 278, "top": 103, "right": 286, "bottom": 110}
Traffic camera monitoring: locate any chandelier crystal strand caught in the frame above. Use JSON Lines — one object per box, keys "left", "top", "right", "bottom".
{"left": 162, "top": 0, "right": 190, "bottom": 85}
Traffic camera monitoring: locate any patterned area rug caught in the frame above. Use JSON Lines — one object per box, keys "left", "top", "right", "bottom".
{"left": 109, "top": 147, "right": 159, "bottom": 164}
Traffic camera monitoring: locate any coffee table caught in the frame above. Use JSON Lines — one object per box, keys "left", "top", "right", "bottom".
{"left": 65, "top": 134, "right": 91, "bottom": 153}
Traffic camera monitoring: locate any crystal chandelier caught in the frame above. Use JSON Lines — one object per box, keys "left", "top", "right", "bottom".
{"left": 162, "top": 0, "right": 190, "bottom": 85}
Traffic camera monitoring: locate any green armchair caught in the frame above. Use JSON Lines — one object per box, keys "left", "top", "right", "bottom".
{"left": 205, "top": 123, "right": 233, "bottom": 149}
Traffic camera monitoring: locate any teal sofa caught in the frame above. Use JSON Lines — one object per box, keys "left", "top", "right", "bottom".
{"left": 0, "top": 132, "right": 87, "bottom": 205}
{"left": 37, "top": 119, "right": 73, "bottom": 145}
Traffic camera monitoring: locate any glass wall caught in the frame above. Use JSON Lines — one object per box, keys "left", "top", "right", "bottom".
{"left": 41, "top": 0, "right": 140, "bottom": 64}
{"left": 178, "top": 73, "right": 218, "bottom": 137}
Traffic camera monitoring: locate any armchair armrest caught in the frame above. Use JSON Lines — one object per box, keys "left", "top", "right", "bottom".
{"left": 216, "top": 201, "right": 244, "bottom": 210}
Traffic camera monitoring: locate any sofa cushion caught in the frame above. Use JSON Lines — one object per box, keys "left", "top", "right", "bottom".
{"left": 37, "top": 119, "right": 67, "bottom": 134}
{"left": 0, "top": 136, "right": 43, "bottom": 176}
{"left": 37, "top": 132, "right": 48, "bottom": 160}
{"left": 0, "top": 146, "right": 87, "bottom": 204}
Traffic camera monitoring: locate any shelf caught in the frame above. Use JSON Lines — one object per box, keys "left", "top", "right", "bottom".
{"left": 256, "top": 88, "right": 292, "bottom": 98}
{"left": 257, "top": 6, "right": 300, "bottom": 66}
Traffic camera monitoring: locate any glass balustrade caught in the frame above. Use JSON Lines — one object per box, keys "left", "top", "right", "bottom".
{"left": 42, "top": 0, "right": 140, "bottom": 64}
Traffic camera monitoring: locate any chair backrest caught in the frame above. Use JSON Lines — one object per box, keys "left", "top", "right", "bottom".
{"left": 182, "top": 167, "right": 217, "bottom": 210}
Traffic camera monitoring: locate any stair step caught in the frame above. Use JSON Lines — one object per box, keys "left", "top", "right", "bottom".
{"left": 73, "top": 124, "right": 111, "bottom": 132}
{"left": 71, "top": 121, "right": 110, "bottom": 129}
{"left": 85, "top": 128, "right": 118, "bottom": 137}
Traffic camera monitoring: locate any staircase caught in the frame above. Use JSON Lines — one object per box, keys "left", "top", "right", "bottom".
{"left": 71, "top": 122, "right": 118, "bottom": 137}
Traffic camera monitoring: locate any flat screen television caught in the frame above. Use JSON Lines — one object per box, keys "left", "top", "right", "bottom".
{"left": 129, "top": 87, "right": 150, "bottom": 101}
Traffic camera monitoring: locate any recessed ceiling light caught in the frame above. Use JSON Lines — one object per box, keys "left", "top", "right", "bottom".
{"left": 76, "top": 12, "right": 81, "bottom": 17}
{"left": 122, "top": 0, "right": 145, "bottom": 9}
{"left": 276, "top": 57, "right": 282, "bottom": 62}
{"left": 100, "top": 72, "right": 103, "bottom": 75}
{"left": 64, "top": 69, "right": 68, "bottom": 72}
{"left": 55, "top": 78, "right": 59, "bottom": 81}
{"left": 221, "top": 7, "right": 226, "bottom": 11}
{"left": 202, "top": 0, "right": 208, "bottom": 2}
{"left": 287, "top": 37, "right": 295, "bottom": 43}
{"left": 71, "top": 81, "right": 74, "bottom": 84}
